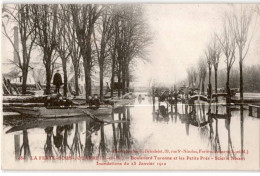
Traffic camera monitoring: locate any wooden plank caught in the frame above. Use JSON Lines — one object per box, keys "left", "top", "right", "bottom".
{"left": 3, "top": 103, "right": 44, "bottom": 107}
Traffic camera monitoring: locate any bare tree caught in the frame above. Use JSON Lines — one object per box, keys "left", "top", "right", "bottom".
{"left": 55, "top": 5, "right": 72, "bottom": 97}
{"left": 217, "top": 13, "right": 236, "bottom": 105}
{"left": 69, "top": 28, "right": 82, "bottom": 96}
{"left": 31, "top": 4, "right": 59, "bottom": 95}
{"left": 2, "top": 5, "right": 36, "bottom": 94}
{"left": 112, "top": 5, "right": 151, "bottom": 95}
{"left": 205, "top": 44, "right": 213, "bottom": 97}
{"left": 93, "top": 6, "right": 114, "bottom": 101}
{"left": 198, "top": 57, "right": 207, "bottom": 94}
{"left": 186, "top": 66, "right": 197, "bottom": 88}
{"left": 230, "top": 6, "right": 253, "bottom": 103}
{"left": 70, "top": 4, "right": 104, "bottom": 101}
{"left": 61, "top": 7, "right": 82, "bottom": 96}
{"left": 210, "top": 34, "right": 221, "bottom": 103}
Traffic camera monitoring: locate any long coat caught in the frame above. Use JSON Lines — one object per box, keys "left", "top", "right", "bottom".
{"left": 53, "top": 73, "right": 63, "bottom": 87}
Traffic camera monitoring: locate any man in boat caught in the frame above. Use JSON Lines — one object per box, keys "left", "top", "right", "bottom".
{"left": 53, "top": 70, "right": 63, "bottom": 94}
{"left": 173, "top": 89, "right": 178, "bottom": 104}
{"left": 45, "top": 95, "right": 73, "bottom": 108}
{"left": 89, "top": 94, "right": 100, "bottom": 109}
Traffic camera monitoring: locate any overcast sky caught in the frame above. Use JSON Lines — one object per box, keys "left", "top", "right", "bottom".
{"left": 2, "top": 4, "right": 260, "bottom": 87}
{"left": 134, "top": 4, "right": 260, "bottom": 87}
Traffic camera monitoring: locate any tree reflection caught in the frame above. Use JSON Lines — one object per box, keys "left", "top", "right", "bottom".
{"left": 20, "top": 130, "right": 31, "bottom": 160}
{"left": 111, "top": 109, "right": 118, "bottom": 154}
{"left": 84, "top": 120, "right": 94, "bottom": 158}
{"left": 214, "top": 119, "right": 221, "bottom": 153}
{"left": 226, "top": 106, "right": 236, "bottom": 158}
{"left": 44, "top": 127, "right": 54, "bottom": 157}
{"left": 60, "top": 125, "right": 73, "bottom": 156}
{"left": 114, "top": 107, "right": 133, "bottom": 157}
{"left": 99, "top": 124, "right": 106, "bottom": 158}
{"left": 71, "top": 123, "right": 83, "bottom": 157}
{"left": 240, "top": 104, "right": 244, "bottom": 158}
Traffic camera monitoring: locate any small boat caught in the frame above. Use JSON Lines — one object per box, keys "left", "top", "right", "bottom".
{"left": 7, "top": 105, "right": 112, "bottom": 119}
{"left": 109, "top": 98, "right": 136, "bottom": 108}
{"left": 106, "top": 92, "right": 136, "bottom": 108}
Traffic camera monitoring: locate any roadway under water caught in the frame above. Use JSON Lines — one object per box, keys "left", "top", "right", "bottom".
{"left": 2, "top": 92, "right": 260, "bottom": 169}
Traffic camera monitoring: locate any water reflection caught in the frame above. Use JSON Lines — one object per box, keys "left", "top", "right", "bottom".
{"left": 3, "top": 94, "right": 256, "bottom": 162}
{"left": 240, "top": 105, "right": 244, "bottom": 158}
{"left": 21, "top": 130, "right": 31, "bottom": 160}
{"left": 44, "top": 127, "right": 54, "bottom": 157}
{"left": 151, "top": 98, "right": 247, "bottom": 158}
{"left": 84, "top": 120, "right": 94, "bottom": 158}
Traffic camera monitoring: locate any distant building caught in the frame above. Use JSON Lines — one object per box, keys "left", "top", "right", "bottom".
{"left": 2, "top": 25, "right": 110, "bottom": 96}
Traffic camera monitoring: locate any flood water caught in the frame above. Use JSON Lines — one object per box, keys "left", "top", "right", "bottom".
{"left": 2, "top": 92, "right": 260, "bottom": 170}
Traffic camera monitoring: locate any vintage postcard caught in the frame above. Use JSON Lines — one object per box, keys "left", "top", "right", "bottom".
{"left": 1, "top": 3, "right": 260, "bottom": 170}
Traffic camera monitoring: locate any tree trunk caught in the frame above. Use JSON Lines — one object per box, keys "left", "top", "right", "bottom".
{"left": 118, "top": 62, "right": 121, "bottom": 97}
{"left": 226, "top": 68, "right": 231, "bottom": 105}
{"left": 214, "top": 68, "right": 218, "bottom": 113}
{"left": 208, "top": 66, "right": 212, "bottom": 114}
{"left": 82, "top": 42, "right": 92, "bottom": 102}
{"left": 202, "top": 80, "right": 205, "bottom": 95}
{"left": 239, "top": 60, "right": 243, "bottom": 104}
{"left": 111, "top": 57, "right": 115, "bottom": 98}
{"left": 62, "top": 61, "right": 68, "bottom": 97}
{"left": 214, "top": 68, "right": 218, "bottom": 100}
{"left": 208, "top": 67, "right": 212, "bottom": 97}
{"left": 122, "top": 60, "right": 126, "bottom": 95}
{"left": 74, "top": 66, "right": 79, "bottom": 96}
{"left": 208, "top": 67, "right": 211, "bottom": 86}
{"left": 45, "top": 60, "right": 52, "bottom": 95}
{"left": 126, "top": 62, "right": 130, "bottom": 92}
{"left": 83, "top": 61, "right": 92, "bottom": 102}
{"left": 22, "top": 69, "right": 28, "bottom": 94}
{"left": 99, "top": 64, "right": 104, "bottom": 101}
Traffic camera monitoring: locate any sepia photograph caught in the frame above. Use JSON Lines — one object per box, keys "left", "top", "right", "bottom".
{"left": 1, "top": 2, "right": 260, "bottom": 170}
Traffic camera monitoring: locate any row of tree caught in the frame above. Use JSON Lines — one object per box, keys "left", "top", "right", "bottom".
{"left": 2, "top": 4, "right": 150, "bottom": 101}
{"left": 186, "top": 5, "right": 259, "bottom": 104}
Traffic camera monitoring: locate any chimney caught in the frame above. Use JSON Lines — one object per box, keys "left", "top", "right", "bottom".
{"left": 13, "top": 26, "right": 19, "bottom": 64}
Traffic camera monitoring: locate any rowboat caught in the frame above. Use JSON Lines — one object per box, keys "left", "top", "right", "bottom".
{"left": 106, "top": 92, "right": 136, "bottom": 108}
{"left": 110, "top": 98, "right": 136, "bottom": 108}
{"left": 7, "top": 106, "right": 112, "bottom": 119}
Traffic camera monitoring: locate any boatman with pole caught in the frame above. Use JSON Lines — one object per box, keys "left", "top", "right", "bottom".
{"left": 53, "top": 70, "right": 63, "bottom": 94}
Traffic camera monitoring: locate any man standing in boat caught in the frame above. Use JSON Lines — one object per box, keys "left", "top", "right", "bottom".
{"left": 53, "top": 70, "right": 63, "bottom": 94}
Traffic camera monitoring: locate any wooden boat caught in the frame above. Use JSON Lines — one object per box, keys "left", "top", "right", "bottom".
{"left": 106, "top": 92, "right": 136, "bottom": 108}
{"left": 3, "top": 95, "right": 48, "bottom": 103}
{"left": 108, "top": 97, "right": 136, "bottom": 108}
{"left": 7, "top": 105, "right": 112, "bottom": 119}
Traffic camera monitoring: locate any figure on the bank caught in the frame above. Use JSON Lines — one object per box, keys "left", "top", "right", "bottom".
{"left": 138, "top": 94, "right": 142, "bottom": 104}
{"left": 53, "top": 70, "right": 63, "bottom": 94}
